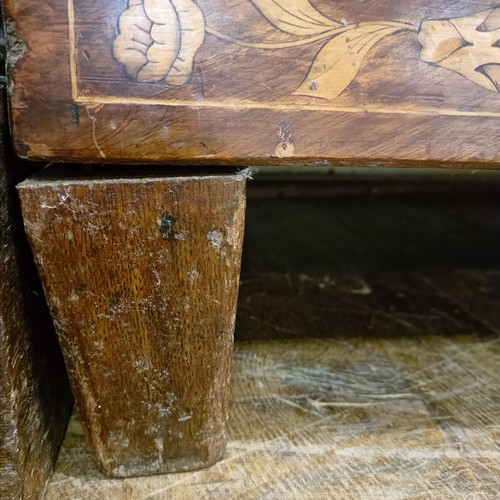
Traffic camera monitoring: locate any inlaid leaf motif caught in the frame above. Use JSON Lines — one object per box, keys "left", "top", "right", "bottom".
{"left": 477, "top": 6, "right": 500, "bottom": 32}
{"left": 418, "top": 7, "right": 500, "bottom": 92}
{"left": 113, "top": 0, "right": 205, "bottom": 85}
{"left": 294, "top": 24, "right": 404, "bottom": 99}
{"left": 250, "top": 0, "right": 340, "bottom": 36}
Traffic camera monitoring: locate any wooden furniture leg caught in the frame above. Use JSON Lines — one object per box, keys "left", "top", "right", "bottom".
{"left": 18, "top": 169, "right": 247, "bottom": 477}
{"left": 0, "top": 90, "right": 73, "bottom": 499}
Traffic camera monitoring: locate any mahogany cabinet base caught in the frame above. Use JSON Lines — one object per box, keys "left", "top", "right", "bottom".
{"left": 18, "top": 169, "right": 248, "bottom": 477}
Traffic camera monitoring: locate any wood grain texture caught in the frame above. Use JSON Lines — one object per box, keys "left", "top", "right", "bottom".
{"left": 3, "top": 0, "right": 500, "bottom": 167}
{"left": 43, "top": 271, "right": 500, "bottom": 498}
{"left": 17, "top": 170, "right": 247, "bottom": 477}
{"left": 40, "top": 189, "right": 500, "bottom": 497}
{"left": 0, "top": 89, "right": 73, "bottom": 499}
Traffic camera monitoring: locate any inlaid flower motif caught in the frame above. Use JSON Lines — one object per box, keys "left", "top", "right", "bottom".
{"left": 418, "top": 7, "right": 500, "bottom": 92}
{"left": 112, "top": 1, "right": 500, "bottom": 100}
{"left": 113, "top": 0, "right": 205, "bottom": 85}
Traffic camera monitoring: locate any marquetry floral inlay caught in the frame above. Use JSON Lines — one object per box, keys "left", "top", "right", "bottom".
{"left": 113, "top": 0, "right": 205, "bottom": 85}
{"left": 113, "top": 1, "right": 500, "bottom": 98}
{"left": 418, "top": 7, "right": 500, "bottom": 93}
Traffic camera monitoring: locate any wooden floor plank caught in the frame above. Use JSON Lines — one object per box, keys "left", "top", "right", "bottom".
{"left": 236, "top": 273, "right": 492, "bottom": 341}
{"left": 423, "top": 271, "right": 500, "bottom": 335}
{"left": 45, "top": 333, "right": 500, "bottom": 499}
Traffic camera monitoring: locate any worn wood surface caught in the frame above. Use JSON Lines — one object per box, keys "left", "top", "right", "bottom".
{"left": 2, "top": 0, "right": 500, "bottom": 167}
{"left": 43, "top": 190, "right": 500, "bottom": 498}
{"left": 44, "top": 270, "right": 500, "bottom": 499}
{"left": 0, "top": 89, "right": 73, "bottom": 499}
{"left": 18, "top": 170, "right": 247, "bottom": 477}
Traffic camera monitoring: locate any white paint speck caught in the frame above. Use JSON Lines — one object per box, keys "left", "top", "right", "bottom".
{"left": 207, "top": 229, "right": 224, "bottom": 252}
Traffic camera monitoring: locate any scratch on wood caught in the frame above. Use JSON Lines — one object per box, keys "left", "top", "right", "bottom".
{"left": 275, "top": 119, "right": 296, "bottom": 158}
{"left": 85, "top": 105, "right": 106, "bottom": 158}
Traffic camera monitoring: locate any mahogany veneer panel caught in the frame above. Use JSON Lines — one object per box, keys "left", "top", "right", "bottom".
{"left": 2, "top": 0, "right": 500, "bottom": 167}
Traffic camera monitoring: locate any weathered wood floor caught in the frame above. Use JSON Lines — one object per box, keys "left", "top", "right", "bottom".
{"left": 45, "top": 193, "right": 500, "bottom": 499}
